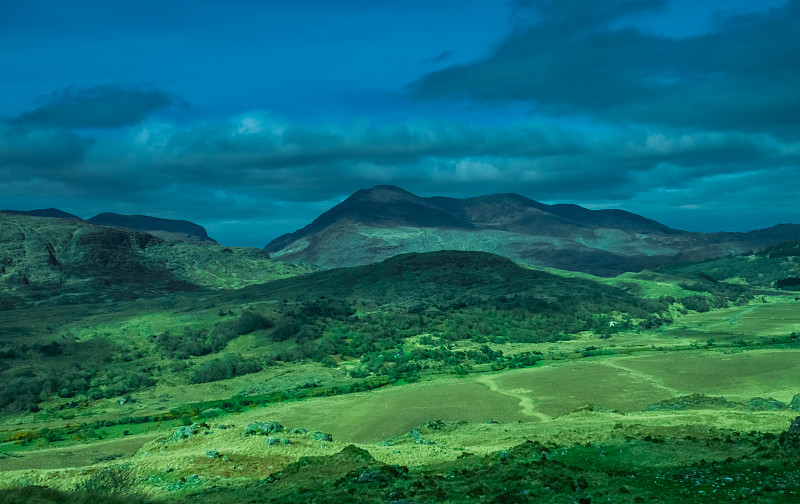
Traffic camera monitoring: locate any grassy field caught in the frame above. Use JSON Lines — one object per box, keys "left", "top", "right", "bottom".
{"left": 541, "top": 266, "right": 706, "bottom": 299}
{"left": 1, "top": 285, "right": 800, "bottom": 501}
{"left": 3, "top": 340, "right": 797, "bottom": 467}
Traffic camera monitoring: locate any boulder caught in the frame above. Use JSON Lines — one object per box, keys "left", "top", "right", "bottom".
{"left": 311, "top": 431, "right": 333, "bottom": 442}
{"left": 789, "top": 416, "right": 800, "bottom": 434}
{"left": 748, "top": 397, "right": 785, "bottom": 411}
{"left": 243, "top": 421, "right": 284, "bottom": 436}
{"left": 172, "top": 423, "right": 200, "bottom": 441}
{"left": 356, "top": 471, "right": 388, "bottom": 483}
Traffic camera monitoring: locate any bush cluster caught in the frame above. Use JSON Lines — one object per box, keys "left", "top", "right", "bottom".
{"left": 190, "top": 354, "right": 262, "bottom": 384}
{"left": 154, "top": 309, "right": 272, "bottom": 358}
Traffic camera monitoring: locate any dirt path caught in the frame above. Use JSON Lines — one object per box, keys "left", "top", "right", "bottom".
{"left": 725, "top": 304, "right": 758, "bottom": 327}
{"left": 474, "top": 375, "right": 551, "bottom": 422}
{"left": 601, "top": 360, "right": 683, "bottom": 396}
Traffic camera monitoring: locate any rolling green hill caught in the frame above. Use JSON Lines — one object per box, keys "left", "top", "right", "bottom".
{"left": 653, "top": 241, "right": 800, "bottom": 291}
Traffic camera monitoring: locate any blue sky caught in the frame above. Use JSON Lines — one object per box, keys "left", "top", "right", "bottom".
{"left": 2, "top": 0, "right": 798, "bottom": 246}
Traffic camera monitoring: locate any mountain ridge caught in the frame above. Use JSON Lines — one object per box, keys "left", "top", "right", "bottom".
{"left": 1, "top": 208, "right": 215, "bottom": 244}
{"left": 87, "top": 212, "right": 216, "bottom": 243}
{"left": 266, "top": 185, "right": 678, "bottom": 253}
{"left": 264, "top": 185, "right": 800, "bottom": 275}
{"left": 0, "top": 208, "right": 83, "bottom": 220}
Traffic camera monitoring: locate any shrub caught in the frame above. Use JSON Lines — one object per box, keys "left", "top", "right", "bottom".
{"left": 776, "top": 278, "right": 800, "bottom": 290}
{"left": 155, "top": 310, "right": 272, "bottom": 358}
{"left": 681, "top": 295, "right": 710, "bottom": 312}
{"left": 76, "top": 463, "right": 135, "bottom": 494}
{"left": 190, "top": 354, "right": 262, "bottom": 384}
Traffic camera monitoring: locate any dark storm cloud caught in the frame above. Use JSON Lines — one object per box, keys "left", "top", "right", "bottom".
{"left": 419, "top": 51, "right": 454, "bottom": 65}
{"left": 14, "top": 110, "right": 793, "bottom": 202}
{"left": 408, "top": 0, "right": 800, "bottom": 136}
{"left": 141, "top": 114, "right": 587, "bottom": 177}
{"left": 2, "top": 105, "right": 798, "bottom": 243}
{"left": 12, "top": 84, "right": 177, "bottom": 129}
{"left": 0, "top": 122, "right": 91, "bottom": 168}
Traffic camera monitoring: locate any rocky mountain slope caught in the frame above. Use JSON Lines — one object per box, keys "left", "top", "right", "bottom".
{"left": 264, "top": 185, "right": 800, "bottom": 275}
{"left": 0, "top": 214, "right": 310, "bottom": 308}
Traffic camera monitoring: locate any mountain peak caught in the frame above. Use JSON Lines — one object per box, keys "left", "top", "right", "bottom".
{"left": 264, "top": 185, "right": 800, "bottom": 275}
{"left": 349, "top": 185, "right": 419, "bottom": 203}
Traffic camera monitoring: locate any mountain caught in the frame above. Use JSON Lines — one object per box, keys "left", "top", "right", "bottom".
{"left": 0, "top": 208, "right": 82, "bottom": 220}
{"left": 87, "top": 212, "right": 216, "bottom": 243}
{"left": 0, "top": 213, "right": 194, "bottom": 308}
{"left": 0, "top": 213, "right": 311, "bottom": 309}
{"left": 2, "top": 209, "right": 217, "bottom": 244}
{"left": 264, "top": 185, "right": 800, "bottom": 275}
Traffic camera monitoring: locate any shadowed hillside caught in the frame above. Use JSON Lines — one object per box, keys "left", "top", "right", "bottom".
{"left": 1, "top": 208, "right": 82, "bottom": 220}
{"left": 87, "top": 212, "right": 216, "bottom": 243}
{"left": 240, "top": 250, "right": 659, "bottom": 311}
{"left": 653, "top": 238, "right": 800, "bottom": 291}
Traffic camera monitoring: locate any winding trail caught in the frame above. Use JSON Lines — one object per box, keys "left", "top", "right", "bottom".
{"left": 474, "top": 374, "right": 551, "bottom": 422}
{"left": 602, "top": 360, "right": 683, "bottom": 396}
{"left": 724, "top": 304, "right": 758, "bottom": 327}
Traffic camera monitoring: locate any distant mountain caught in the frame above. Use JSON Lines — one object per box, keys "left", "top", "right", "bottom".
{"left": 87, "top": 212, "right": 216, "bottom": 243}
{"left": 652, "top": 238, "right": 800, "bottom": 291}
{"left": 1, "top": 209, "right": 217, "bottom": 244}
{"left": 264, "top": 185, "right": 800, "bottom": 275}
{"left": 0, "top": 208, "right": 82, "bottom": 220}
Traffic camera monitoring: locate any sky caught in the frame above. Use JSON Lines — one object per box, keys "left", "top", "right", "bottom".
{"left": 2, "top": 0, "right": 799, "bottom": 247}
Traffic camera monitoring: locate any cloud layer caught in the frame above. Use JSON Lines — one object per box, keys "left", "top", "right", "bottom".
{"left": 12, "top": 84, "right": 176, "bottom": 129}
{"left": 409, "top": 0, "right": 800, "bottom": 137}
{"left": 2, "top": 99, "right": 798, "bottom": 245}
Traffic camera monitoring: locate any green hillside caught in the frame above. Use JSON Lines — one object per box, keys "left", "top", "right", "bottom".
{"left": 0, "top": 213, "right": 313, "bottom": 308}
{"left": 654, "top": 245, "right": 800, "bottom": 290}
{"left": 2, "top": 244, "right": 800, "bottom": 503}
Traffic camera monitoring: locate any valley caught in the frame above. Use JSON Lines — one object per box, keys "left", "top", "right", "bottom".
{"left": 7, "top": 0, "right": 800, "bottom": 498}
{"left": 1, "top": 208, "right": 800, "bottom": 503}
{"left": 1, "top": 285, "right": 799, "bottom": 502}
